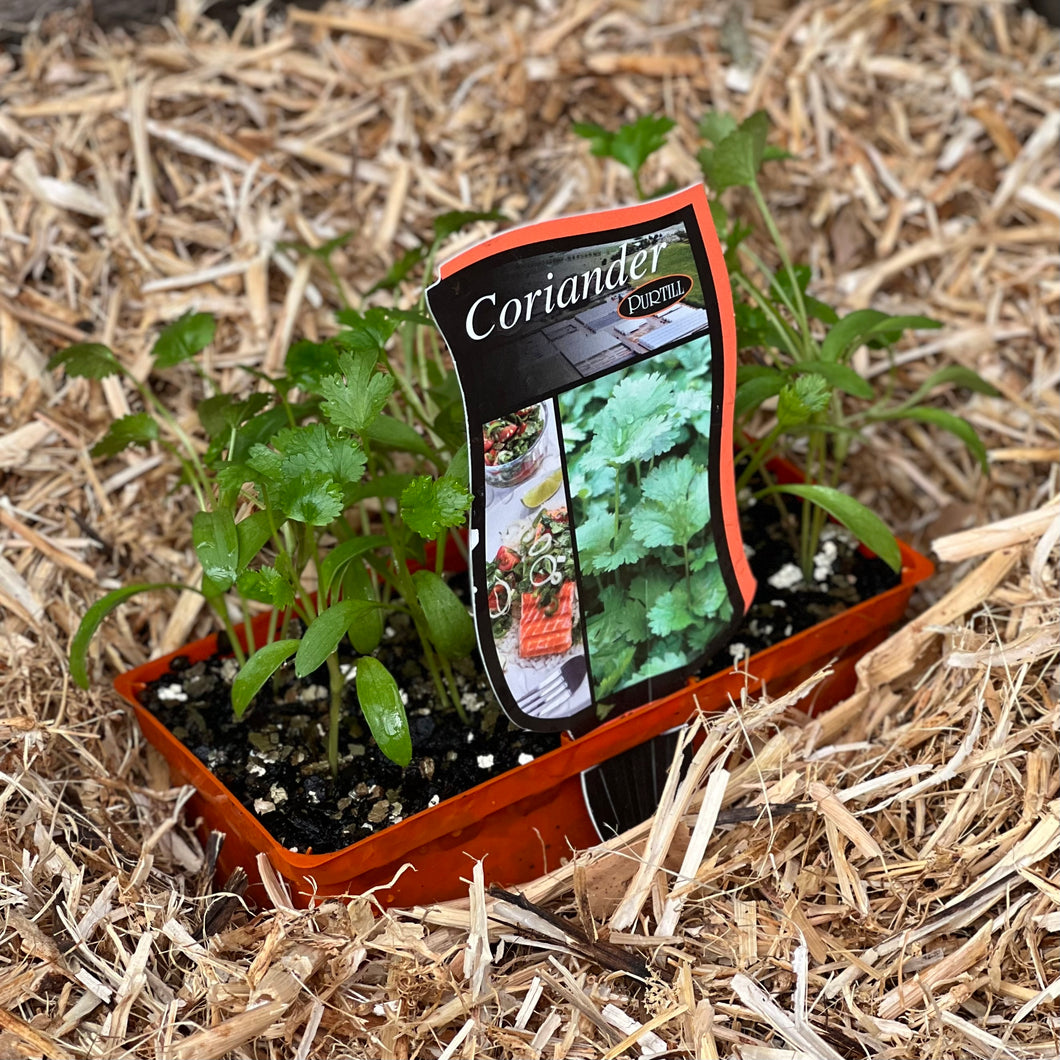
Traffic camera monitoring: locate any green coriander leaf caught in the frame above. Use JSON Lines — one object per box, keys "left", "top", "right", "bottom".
{"left": 592, "top": 585, "right": 649, "bottom": 645}
{"left": 272, "top": 423, "right": 367, "bottom": 486}
{"left": 285, "top": 339, "right": 343, "bottom": 389}
{"left": 795, "top": 360, "right": 874, "bottom": 400}
{"left": 776, "top": 375, "right": 830, "bottom": 428}
{"left": 355, "top": 657, "right": 412, "bottom": 768}
{"left": 582, "top": 371, "right": 678, "bottom": 469}
{"left": 90, "top": 412, "right": 159, "bottom": 457}
{"left": 633, "top": 650, "right": 689, "bottom": 681}
{"left": 366, "top": 245, "right": 427, "bottom": 295}
{"left": 319, "top": 350, "right": 395, "bottom": 433}
{"left": 608, "top": 115, "right": 675, "bottom": 177}
{"left": 197, "top": 392, "right": 271, "bottom": 440}
{"left": 572, "top": 120, "right": 613, "bottom": 156}
{"left": 698, "top": 111, "right": 739, "bottom": 145}
{"left": 400, "top": 475, "right": 471, "bottom": 538}
{"left": 318, "top": 535, "right": 389, "bottom": 601}
{"left": 585, "top": 636, "right": 636, "bottom": 698}
{"left": 152, "top": 312, "right": 215, "bottom": 369}
{"left": 446, "top": 443, "right": 470, "bottom": 491}
{"left": 236, "top": 566, "right": 295, "bottom": 607}
{"left": 738, "top": 110, "right": 771, "bottom": 170}
{"left": 690, "top": 562, "right": 729, "bottom": 617}
{"left": 47, "top": 343, "right": 123, "bottom": 380}
{"left": 235, "top": 510, "right": 280, "bottom": 568}
{"left": 229, "top": 404, "right": 311, "bottom": 464}
{"left": 701, "top": 128, "right": 757, "bottom": 191}
{"left": 276, "top": 474, "right": 344, "bottom": 526}
{"left": 333, "top": 307, "right": 398, "bottom": 348}
{"left": 578, "top": 517, "right": 645, "bottom": 573}
{"left": 246, "top": 443, "right": 283, "bottom": 486}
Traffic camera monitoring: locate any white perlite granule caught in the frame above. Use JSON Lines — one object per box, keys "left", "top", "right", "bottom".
{"left": 517, "top": 753, "right": 535, "bottom": 766}
{"left": 813, "top": 539, "right": 839, "bottom": 582}
{"left": 156, "top": 684, "right": 188, "bottom": 702}
{"left": 767, "top": 562, "right": 803, "bottom": 590}
{"left": 476, "top": 754, "right": 495, "bottom": 769}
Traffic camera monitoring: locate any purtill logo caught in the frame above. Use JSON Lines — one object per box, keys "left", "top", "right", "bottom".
{"left": 617, "top": 274, "right": 692, "bottom": 319}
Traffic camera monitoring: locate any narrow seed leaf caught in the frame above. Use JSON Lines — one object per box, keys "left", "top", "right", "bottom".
{"left": 70, "top": 582, "right": 186, "bottom": 688}
{"left": 768, "top": 484, "right": 902, "bottom": 572}
{"left": 735, "top": 371, "right": 786, "bottom": 420}
{"left": 295, "top": 599, "right": 372, "bottom": 677}
{"left": 903, "top": 364, "right": 1001, "bottom": 408}
{"left": 411, "top": 569, "right": 476, "bottom": 658}
{"left": 192, "top": 509, "right": 239, "bottom": 593}
{"left": 355, "top": 657, "right": 412, "bottom": 768}
{"left": 341, "top": 561, "right": 383, "bottom": 654}
{"left": 232, "top": 639, "right": 300, "bottom": 718}
{"left": 821, "top": 310, "right": 940, "bottom": 362}
{"left": 235, "top": 510, "right": 280, "bottom": 569}
{"left": 318, "top": 534, "right": 388, "bottom": 601}
{"left": 883, "top": 406, "right": 991, "bottom": 472}
{"left": 363, "top": 415, "right": 433, "bottom": 458}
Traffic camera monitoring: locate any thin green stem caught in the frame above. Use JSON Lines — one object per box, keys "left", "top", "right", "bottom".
{"left": 325, "top": 652, "right": 343, "bottom": 777}
{"left": 735, "top": 421, "right": 785, "bottom": 494}
{"left": 731, "top": 271, "right": 803, "bottom": 361}
{"left": 749, "top": 181, "right": 813, "bottom": 359}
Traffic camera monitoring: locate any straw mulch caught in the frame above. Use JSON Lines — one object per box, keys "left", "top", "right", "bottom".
{"left": 1, "top": 1, "right": 1057, "bottom": 1057}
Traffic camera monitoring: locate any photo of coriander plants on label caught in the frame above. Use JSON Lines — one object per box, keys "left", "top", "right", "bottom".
{"left": 559, "top": 334, "right": 732, "bottom": 701}
{"left": 483, "top": 401, "right": 592, "bottom": 721}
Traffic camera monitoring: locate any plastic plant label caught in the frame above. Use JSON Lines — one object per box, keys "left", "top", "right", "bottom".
{"left": 427, "top": 186, "right": 755, "bottom": 733}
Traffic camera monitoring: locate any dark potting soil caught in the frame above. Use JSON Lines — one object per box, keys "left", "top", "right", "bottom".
{"left": 140, "top": 498, "right": 900, "bottom": 856}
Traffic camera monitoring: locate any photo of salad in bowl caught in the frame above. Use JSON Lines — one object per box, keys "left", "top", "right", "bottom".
{"left": 483, "top": 403, "right": 548, "bottom": 488}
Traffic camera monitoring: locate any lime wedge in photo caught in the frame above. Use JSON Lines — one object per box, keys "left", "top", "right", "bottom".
{"left": 522, "top": 470, "right": 563, "bottom": 509}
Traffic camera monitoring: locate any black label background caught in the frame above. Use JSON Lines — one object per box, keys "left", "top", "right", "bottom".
{"left": 427, "top": 201, "right": 749, "bottom": 734}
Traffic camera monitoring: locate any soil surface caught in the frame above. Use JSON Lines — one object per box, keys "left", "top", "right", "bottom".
{"left": 141, "top": 497, "right": 899, "bottom": 855}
